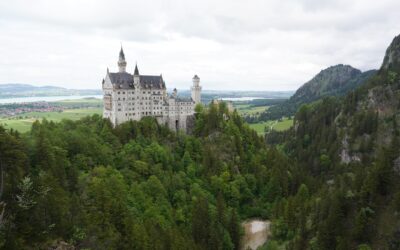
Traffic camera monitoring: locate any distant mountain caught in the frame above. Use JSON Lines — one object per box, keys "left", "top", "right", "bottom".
{"left": 291, "top": 64, "right": 376, "bottom": 104}
{"left": 0, "top": 83, "right": 102, "bottom": 98}
{"left": 257, "top": 64, "right": 377, "bottom": 121}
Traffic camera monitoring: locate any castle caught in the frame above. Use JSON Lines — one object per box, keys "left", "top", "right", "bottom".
{"left": 102, "top": 47, "right": 201, "bottom": 132}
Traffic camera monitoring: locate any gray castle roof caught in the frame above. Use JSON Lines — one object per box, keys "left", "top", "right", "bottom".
{"left": 176, "top": 97, "right": 194, "bottom": 102}
{"left": 108, "top": 72, "right": 166, "bottom": 89}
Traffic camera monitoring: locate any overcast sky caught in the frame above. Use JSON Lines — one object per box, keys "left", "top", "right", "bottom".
{"left": 0, "top": 0, "right": 399, "bottom": 91}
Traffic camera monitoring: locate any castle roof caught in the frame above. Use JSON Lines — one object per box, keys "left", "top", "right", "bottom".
{"left": 176, "top": 97, "right": 194, "bottom": 102}
{"left": 168, "top": 93, "right": 193, "bottom": 103}
{"left": 108, "top": 72, "right": 166, "bottom": 90}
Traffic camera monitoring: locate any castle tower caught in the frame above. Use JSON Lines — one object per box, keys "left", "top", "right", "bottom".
{"left": 118, "top": 47, "right": 127, "bottom": 73}
{"left": 191, "top": 75, "right": 202, "bottom": 104}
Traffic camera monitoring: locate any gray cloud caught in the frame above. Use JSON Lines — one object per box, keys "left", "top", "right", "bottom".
{"left": 0, "top": 0, "right": 399, "bottom": 91}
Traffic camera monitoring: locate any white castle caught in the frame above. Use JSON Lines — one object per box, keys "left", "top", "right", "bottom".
{"left": 102, "top": 47, "right": 202, "bottom": 131}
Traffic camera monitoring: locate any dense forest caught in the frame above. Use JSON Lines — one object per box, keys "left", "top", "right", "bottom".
{"left": 266, "top": 35, "right": 400, "bottom": 249}
{"left": 0, "top": 102, "right": 297, "bottom": 249}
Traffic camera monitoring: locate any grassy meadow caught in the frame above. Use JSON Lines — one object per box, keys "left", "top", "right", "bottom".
{"left": 0, "top": 108, "right": 102, "bottom": 133}
{"left": 233, "top": 101, "right": 293, "bottom": 135}
{"left": 248, "top": 118, "right": 293, "bottom": 134}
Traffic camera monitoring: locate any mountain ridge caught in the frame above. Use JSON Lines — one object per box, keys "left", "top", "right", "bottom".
{"left": 255, "top": 64, "right": 377, "bottom": 121}
{"left": 0, "top": 83, "right": 102, "bottom": 98}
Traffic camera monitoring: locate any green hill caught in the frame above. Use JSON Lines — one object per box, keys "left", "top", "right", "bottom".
{"left": 258, "top": 65, "right": 376, "bottom": 121}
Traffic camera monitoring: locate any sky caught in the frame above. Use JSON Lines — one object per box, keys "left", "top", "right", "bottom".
{"left": 0, "top": 0, "right": 399, "bottom": 91}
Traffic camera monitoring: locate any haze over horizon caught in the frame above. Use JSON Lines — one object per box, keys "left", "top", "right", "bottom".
{"left": 1, "top": 0, "right": 399, "bottom": 91}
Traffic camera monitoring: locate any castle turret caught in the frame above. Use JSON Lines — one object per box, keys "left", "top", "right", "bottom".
{"left": 118, "top": 47, "right": 127, "bottom": 73}
{"left": 133, "top": 63, "right": 140, "bottom": 84}
{"left": 191, "top": 75, "right": 202, "bottom": 104}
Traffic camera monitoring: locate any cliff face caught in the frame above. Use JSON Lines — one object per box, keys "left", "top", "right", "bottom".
{"left": 382, "top": 34, "right": 400, "bottom": 72}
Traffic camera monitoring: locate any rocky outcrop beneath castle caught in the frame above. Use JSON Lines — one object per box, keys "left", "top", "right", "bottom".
{"left": 186, "top": 115, "right": 196, "bottom": 134}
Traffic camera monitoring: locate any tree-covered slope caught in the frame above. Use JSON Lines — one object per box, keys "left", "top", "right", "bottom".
{"left": 0, "top": 102, "right": 300, "bottom": 249}
{"left": 257, "top": 65, "right": 376, "bottom": 121}
{"left": 265, "top": 34, "right": 400, "bottom": 249}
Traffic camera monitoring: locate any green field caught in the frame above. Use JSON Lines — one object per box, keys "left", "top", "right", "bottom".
{"left": 234, "top": 103, "right": 268, "bottom": 115}
{"left": 0, "top": 108, "right": 102, "bottom": 133}
{"left": 249, "top": 118, "right": 293, "bottom": 134}
{"left": 233, "top": 102, "right": 292, "bottom": 134}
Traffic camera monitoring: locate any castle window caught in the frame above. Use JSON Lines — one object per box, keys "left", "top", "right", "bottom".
{"left": 123, "top": 92, "right": 125, "bottom": 94}
{"left": 118, "top": 92, "right": 120, "bottom": 94}
{"left": 118, "top": 109, "right": 121, "bottom": 111}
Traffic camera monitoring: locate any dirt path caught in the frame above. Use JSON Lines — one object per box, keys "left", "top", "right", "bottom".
{"left": 241, "top": 219, "right": 271, "bottom": 250}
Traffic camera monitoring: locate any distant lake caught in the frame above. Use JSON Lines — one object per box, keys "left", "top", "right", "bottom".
{"left": 0, "top": 95, "right": 103, "bottom": 104}
{"left": 220, "top": 97, "right": 270, "bottom": 101}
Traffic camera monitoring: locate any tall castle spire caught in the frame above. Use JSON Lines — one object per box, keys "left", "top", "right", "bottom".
{"left": 133, "top": 63, "right": 140, "bottom": 85}
{"left": 118, "top": 46, "right": 127, "bottom": 73}
{"left": 134, "top": 63, "right": 139, "bottom": 75}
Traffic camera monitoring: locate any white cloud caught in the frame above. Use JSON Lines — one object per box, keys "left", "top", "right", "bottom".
{"left": 0, "top": 0, "right": 399, "bottom": 91}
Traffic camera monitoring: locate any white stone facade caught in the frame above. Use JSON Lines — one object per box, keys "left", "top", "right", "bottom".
{"left": 102, "top": 48, "right": 201, "bottom": 132}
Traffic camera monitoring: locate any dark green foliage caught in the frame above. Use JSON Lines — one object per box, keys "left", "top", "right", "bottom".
{"left": 0, "top": 103, "right": 279, "bottom": 249}
{"left": 264, "top": 35, "right": 400, "bottom": 249}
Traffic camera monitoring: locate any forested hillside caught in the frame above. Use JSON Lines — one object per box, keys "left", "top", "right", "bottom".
{"left": 257, "top": 65, "right": 376, "bottom": 122}
{"left": 265, "top": 34, "right": 400, "bottom": 249}
{"left": 0, "top": 102, "right": 299, "bottom": 249}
